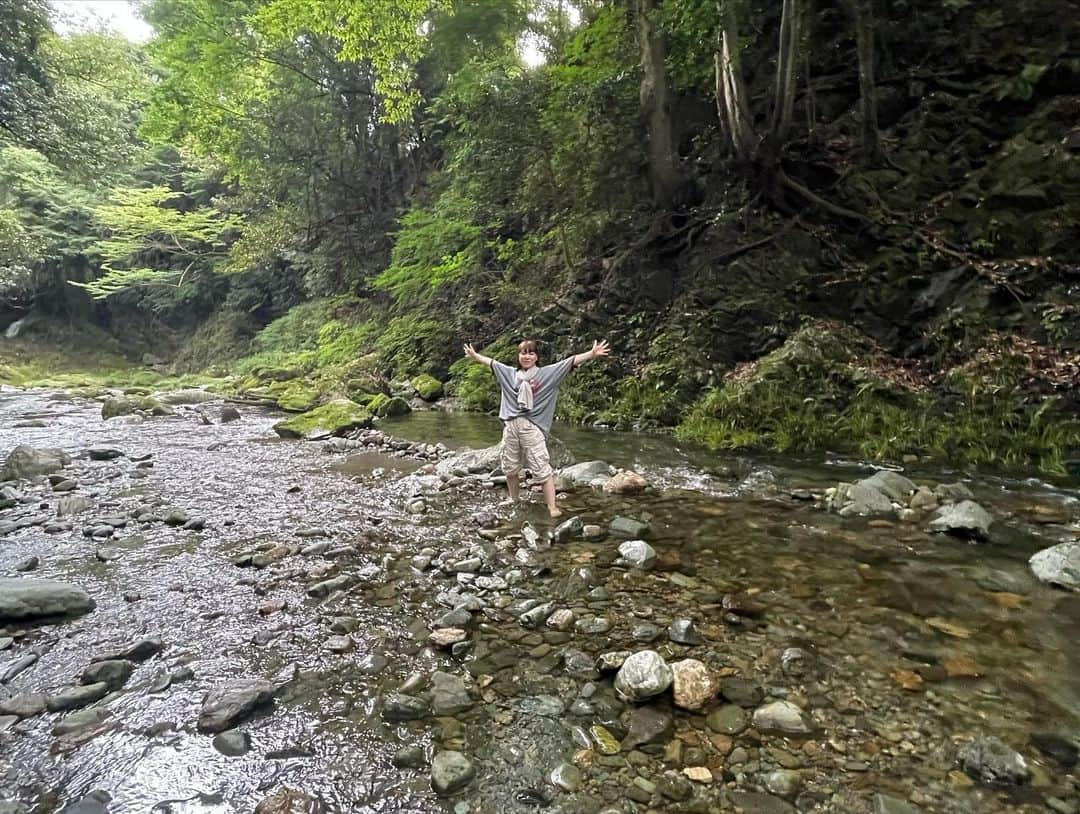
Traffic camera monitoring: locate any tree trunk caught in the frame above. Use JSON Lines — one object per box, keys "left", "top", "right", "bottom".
{"left": 637, "top": 0, "right": 682, "bottom": 208}
{"left": 768, "top": 0, "right": 800, "bottom": 150}
{"left": 715, "top": 0, "right": 755, "bottom": 163}
{"left": 848, "top": 0, "right": 883, "bottom": 163}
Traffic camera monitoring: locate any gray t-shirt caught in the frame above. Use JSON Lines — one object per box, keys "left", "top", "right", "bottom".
{"left": 491, "top": 357, "right": 575, "bottom": 435}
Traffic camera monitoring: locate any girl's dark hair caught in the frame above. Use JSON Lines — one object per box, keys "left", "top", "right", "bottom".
{"left": 518, "top": 339, "right": 540, "bottom": 358}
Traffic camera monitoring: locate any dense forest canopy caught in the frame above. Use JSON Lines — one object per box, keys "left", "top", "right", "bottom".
{"left": 0, "top": 0, "right": 1077, "bottom": 473}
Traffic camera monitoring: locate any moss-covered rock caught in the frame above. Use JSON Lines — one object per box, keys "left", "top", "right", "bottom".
{"left": 101, "top": 396, "right": 174, "bottom": 420}
{"left": 368, "top": 393, "right": 411, "bottom": 418}
{"left": 272, "top": 399, "right": 372, "bottom": 439}
{"left": 411, "top": 373, "right": 444, "bottom": 401}
{"left": 275, "top": 382, "right": 321, "bottom": 413}
{"left": 344, "top": 369, "right": 389, "bottom": 403}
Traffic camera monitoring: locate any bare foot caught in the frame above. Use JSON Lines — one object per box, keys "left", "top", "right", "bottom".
{"left": 548, "top": 507, "right": 563, "bottom": 518}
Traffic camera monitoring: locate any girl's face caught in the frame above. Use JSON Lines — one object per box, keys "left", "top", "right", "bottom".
{"left": 518, "top": 348, "right": 538, "bottom": 369}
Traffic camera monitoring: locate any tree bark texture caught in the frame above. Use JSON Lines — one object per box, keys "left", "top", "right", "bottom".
{"left": 637, "top": 0, "right": 682, "bottom": 208}
{"left": 849, "top": 0, "right": 883, "bottom": 163}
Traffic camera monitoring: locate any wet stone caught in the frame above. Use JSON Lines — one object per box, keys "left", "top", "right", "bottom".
{"left": 429, "top": 628, "right": 467, "bottom": 648}
{"left": 618, "top": 539, "right": 657, "bottom": 569}
{"left": 325, "top": 635, "right": 353, "bottom": 653}
{"left": 431, "top": 750, "right": 475, "bottom": 795}
{"left": 550, "top": 762, "right": 582, "bottom": 792}
{"left": 393, "top": 745, "right": 427, "bottom": 769}
{"left": 763, "top": 769, "right": 802, "bottom": 798}
{"left": 382, "top": 692, "right": 430, "bottom": 721}
{"left": 614, "top": 650, "right": 672, "bottom": 702}
{"left": 957, "top": 736, "right": 1031, "bottom": 785}
{"left": 47, "top": 682, "right": 109, "bottom": 712}
{"left": 14, "top": 556, "right": 39, "bottom": 572}
{"left": 197, "top": 678, "right": 275, "bottom": 733}
{"left": 597, "top": 650, "right": 632, "bottom": 672}
{"left": 213, "top": 729, "right": 251, "bottom": 756}
{"left": 753, "top": 701, "right": 815, "bottom": 735}
{"left": 874, "top": 794, "right": 920, "bottom": 814}
{"left": 668, "top": 618, "right": 703, "bottom": 645}
{"left": 609, "top": 516, "right": 650, "bottom": 538}
{"left": 52, "top": 707, "right": 110, "bottom": 736}
{"left": 707, "top": 704, "right": 748, "bottom": 735}
{"left": 82, "top": 659, "right": 134, "bottom": 690}
{"left": 1030, "top": 732, "right": 1078, "bottom": 768}
{"left": 721, "top": 673, "right": 764, "bottom": 703}
{"left": 590, "top": 724, "right": 621, "bottom": 755}
{"left": 430, "top": 671, "right": 472, "bottom": 716}
{"left": 727, "top": 790, "right": 797, "bottom": 814}
{"left": 576, "top": 616, "right": 611, "bottom": 634}
{"left": 631, "top": 622, "right": 662, "bottom": 642}
{"left": 671, "top": 659, "right": 718, "bottom": 711}
{"left": 657, "top": 771, "right": 694, "bottom": 802}
{"left": 622, "top": 706, "right": 674, "bottom": 749}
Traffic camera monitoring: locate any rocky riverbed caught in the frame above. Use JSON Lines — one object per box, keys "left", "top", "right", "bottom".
{"left": 0, "top": 387, "right": 1078, "bottom": 813}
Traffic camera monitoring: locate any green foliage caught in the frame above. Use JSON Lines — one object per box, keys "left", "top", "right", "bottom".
{"left": 374, "top": 314, "right": 456, "bottom": 377}
{"left": 315, "top": 320, "right": 378, "bottom": 367}
{"left": 76, "top": 186, "right": 242, "bottom": 298}
{"left": 38, "top": 33, "right": 151, "bottom": 185}
{"left": 0, "top": 208, "right": 46, "bottom": 290}
{"left": 0, "top": 0, "right": 53, "bottom": 151}
{"left": 448, "top": 336, "right": 517, "bottom": 412}
{"left": 253, "top": 0, "right": 443, "bottom": 123}
{"left": 676, "top": 324, "right": 1080, "bottom": 474}
{"left": 994, "top": 63, "right": 1048, "bottom": 101}
{"left": 373, "top": 206, "right": 483, "bottom": 306}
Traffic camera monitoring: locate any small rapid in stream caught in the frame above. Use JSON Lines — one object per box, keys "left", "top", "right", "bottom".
{"left": 0, "top": 387, "right": 1077, "bottom": 814}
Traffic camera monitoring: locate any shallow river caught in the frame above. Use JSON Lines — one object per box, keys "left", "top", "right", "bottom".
{"left": 0, "top": 389, "right": 1077, "bottom": 814}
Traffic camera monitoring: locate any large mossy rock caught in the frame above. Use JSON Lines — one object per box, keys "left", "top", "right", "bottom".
{"left": 368, "top": 393, "right": 411, "bottom": 418}
{"left": 101, "top": 396, "right": 174, "bottom": 420}
{"left": 411, "top": 373, "right": 444, "bottom": 401}
{"left": 273, "top": 399, "right": 372, "bottom": 439}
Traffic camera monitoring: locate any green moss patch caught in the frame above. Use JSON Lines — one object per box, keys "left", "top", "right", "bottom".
{"left": 272, "top": 399, "right": 373, "bottom": 439}
{"left": 101, "top": 396, "right": 174, "bottom": 419}
{"left": 275, "top": 382, "right": 321, "bottom": 413}
{"left": 368, "top": 393, "right": 411, "bottom": 417}
{"left": 411, "top": 373, "right": 444, "bottom": 401}
{"left": 677, "top": 322, "right": 1079, "bottom": 474}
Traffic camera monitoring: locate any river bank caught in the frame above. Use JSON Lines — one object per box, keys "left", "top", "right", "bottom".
{"left": 0, "top": 386, "right": 1078, "bottom": 813}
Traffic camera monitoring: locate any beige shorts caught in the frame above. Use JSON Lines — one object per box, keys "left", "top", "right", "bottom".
{"left": 500, "top": 417, "right": 553, "bottom": 481}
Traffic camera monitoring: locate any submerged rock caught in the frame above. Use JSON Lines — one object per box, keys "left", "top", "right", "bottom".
{"left": 670, "top": 659, "right": 717, "bottom": 711}
{"left": 431, "top": 750, "right": 475, "bottom": 795}
{"left": 602, "top": 469, "right": 649, "bottom": 494}
{"left": 613, "top": 650, "right": 672, "bottom": 702}
{"left": 752, "top": 701, "right": 815, "bottom": 734}
{"left": 957, "top": 736, "right": 1030, "bottom": 785}
{"left": 617, "top": 540, "right": 657, "bottom": 569}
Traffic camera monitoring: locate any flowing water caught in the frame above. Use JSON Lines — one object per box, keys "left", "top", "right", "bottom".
{"left": 0, "top": 388, "right": 1077, "bottom": 813}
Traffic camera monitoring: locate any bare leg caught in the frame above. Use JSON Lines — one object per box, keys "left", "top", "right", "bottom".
{"left": 542, "top": 477, "right": 561, "bottom": 517}
{"left": 506, "top": 472, "right": 520, "bottom": 502}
